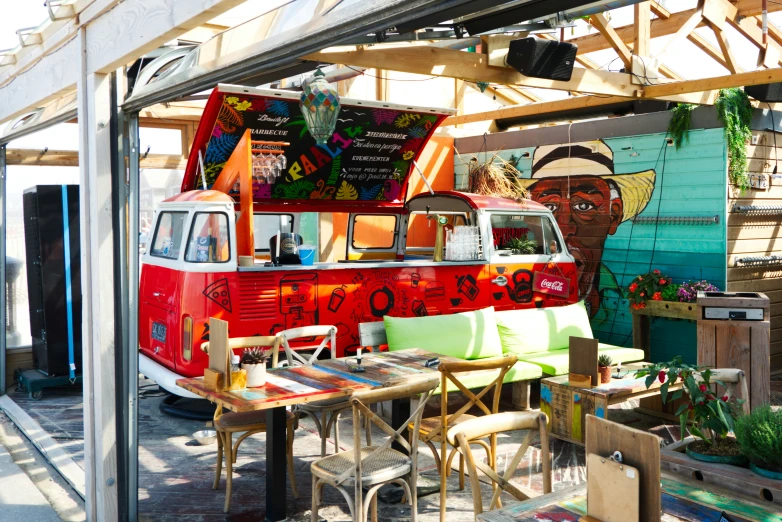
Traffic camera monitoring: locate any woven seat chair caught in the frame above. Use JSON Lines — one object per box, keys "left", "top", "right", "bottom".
{"left": 447, "top": 411, "right": 551, "bottom": 520}
{"left": 277, "top": 325, "right": 371, "bottom": 457}
{"left": 202, "top": 335, "right": 298, "bottom": 513}
{"left": 311, "top": 375, "right": 440, "bottom": 522}
{"left": 407, "top": 355, "right": 517, "bottom": 522}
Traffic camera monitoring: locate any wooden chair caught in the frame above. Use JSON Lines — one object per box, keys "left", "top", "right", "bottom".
{"left": 202, "top": 335, "right": 299, "bottom": 513}
{"left": 277, "top": 325, "right": 371, "bottom": 457}
{"left": 447, "top": 411, "right": 551, "bottom": 520}
{"left": 310, "top": 375, "right": 440, "bottom": 522}
{"left": 407, "top": 355, "right": 517, "bottom": 521}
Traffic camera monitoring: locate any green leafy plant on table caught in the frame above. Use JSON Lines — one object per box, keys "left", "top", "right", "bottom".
{"left": 660, "top": 283, "right": 680, "bottom": 302}
{"left": 734, "top": 406, "right": 782, "bottom": 475}
{"left": 636, "top": 357, "right": 741, "bottom": 451}
{"left": 504, "top": 236, "right": 537, "bottom": 255}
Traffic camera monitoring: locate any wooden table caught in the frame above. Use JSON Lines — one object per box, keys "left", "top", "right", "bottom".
{"left": 477, "top": 473, "right": 781, "bottom": 522}
{"left": 177, "top": 348, "right": 454, "bottom": 521}
{"left": 541, "top": 362, "right": 681, "bottom": 445}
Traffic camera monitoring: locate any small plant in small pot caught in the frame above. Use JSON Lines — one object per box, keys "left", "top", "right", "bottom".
{"left": 734, "top": 406, "right": 782, "bottom": 479}
{"left": 241, "top": 347, "right": 271, "bottom": 387}
{"left": 636, "top": 357, "right": 745, "bottom": 465}
{"left": 504, "top": 236, "right": 538, "bottom": 255}
{"left": 598, "top": 354, "right": 613, "bottom": 384}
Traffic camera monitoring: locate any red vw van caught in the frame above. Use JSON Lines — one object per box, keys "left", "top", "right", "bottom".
{"left": 138, "top": 86, "right": 578, "bottom": 395}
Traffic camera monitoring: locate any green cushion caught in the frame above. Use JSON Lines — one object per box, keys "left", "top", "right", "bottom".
{"left": 438, "top": 360, "right": 543, "bottom": 394}
{"left": 495, "top": 301, "right": 593, "bottom": 355}
{"left": 384, "top": 307, "right": 503, "bottom": 360}
{"left": 518, "top": 345, "right": 645, "bottom": 376}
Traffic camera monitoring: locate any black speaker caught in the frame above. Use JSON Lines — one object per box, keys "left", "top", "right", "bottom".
{"left": 745, "top": 83, "right": 782, "bottom": 103}
{"left": 506, "top": 37, "right": 578, "bottom": 81}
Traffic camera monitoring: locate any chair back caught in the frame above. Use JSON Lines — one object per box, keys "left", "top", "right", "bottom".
{"left": 275, "top": 325, "right": 337, "bottom": 367}
{"left": 331, "top": 375, "right": 440, "bottom": 488}
{"left": 447, "top": 411, "right": 551, "bottom": 519}
{"left": 425, "top": 354, "right": 517, "bottom": 445}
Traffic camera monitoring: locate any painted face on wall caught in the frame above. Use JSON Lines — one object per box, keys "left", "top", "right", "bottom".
{"left": 529, "top": 176, "right": 623, "bottom": 304}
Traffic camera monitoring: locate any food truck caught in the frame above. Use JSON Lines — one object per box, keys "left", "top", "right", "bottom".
{"left": 139, "top": 85, "right": 579, "bottom": 395}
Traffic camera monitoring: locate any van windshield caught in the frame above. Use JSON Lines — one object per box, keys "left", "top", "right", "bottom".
{"left": 150, "top": 212, "right": 187, "bottom": 259}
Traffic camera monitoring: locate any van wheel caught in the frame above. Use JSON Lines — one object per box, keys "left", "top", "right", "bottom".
{"left": 29, "top": 391, "right": 43, "bottom": 401}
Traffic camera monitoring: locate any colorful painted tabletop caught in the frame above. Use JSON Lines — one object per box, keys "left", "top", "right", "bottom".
{"left": 478, "top": 475, "right": 781, "bottom": 522}
{"left": 542, "top": 362, "right": 683, "bottom": 401}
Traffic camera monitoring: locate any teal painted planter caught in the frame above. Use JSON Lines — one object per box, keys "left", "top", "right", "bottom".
{"left": 685, "top": 443, "right": 748, "bottom": 466}
{"left": 750, "top": 462, "right": 782, "bottom": 480}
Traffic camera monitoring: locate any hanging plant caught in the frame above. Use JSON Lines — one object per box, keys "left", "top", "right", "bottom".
{"left": 715, "top": 88, "right": 753, "bottom": 192}
{"left": 667, "top": 103, "right": 695, "bottom": 150}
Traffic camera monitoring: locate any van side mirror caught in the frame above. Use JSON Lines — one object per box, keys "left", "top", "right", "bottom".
{"left": 549, "top": 240, "right": 558, "bottom": 254}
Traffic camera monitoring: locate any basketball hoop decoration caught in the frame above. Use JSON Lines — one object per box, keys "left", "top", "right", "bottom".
{"left": 299, "top": 68, "right": 341, "bottom": 145}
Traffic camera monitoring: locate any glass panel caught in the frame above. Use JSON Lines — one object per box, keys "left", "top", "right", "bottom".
{"left": 150, "top": 212, "right": 187, "bottom": 259}
{"left": 352, "top": 215, "right": 397, "bottom": 249}
{"left": 490, "top": 214, "right": 545, "bottom": 255}
{"left": 406, "top": 213, "right": 467, "bottom": 249}
{"left": 185, "top": 212, "right": 231, "bottom": 263}
{"left": 254, "top": 213, "right": 294, "bottom": 252}
{"left": 541, "top": 217, "right": 561, "bottom": 255}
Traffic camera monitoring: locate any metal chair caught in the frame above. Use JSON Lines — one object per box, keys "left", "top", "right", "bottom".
{"left": 276, "top": 325, "right": 371, "bottom": 456}
{"left": 310, "top": 375, "right": 440, "bottom": 522}
{"left": 408, "top": 355, "right": 517, "bottom": 521}
{"left": 202, "top": 335, "right": 299, "bottom": 513}
{"left": 447, "top": 411, "right": 551, "bottom": 520}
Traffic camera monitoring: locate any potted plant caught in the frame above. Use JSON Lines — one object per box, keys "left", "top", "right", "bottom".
{"left": 505, "top": 236, "right": 537, "bottom": 255}
{"left": 627, "top": 269, "right": 672, "bottom": 311}
{"left": 734, "top": 406, "right": 782, "bottom": 479}
{"left": 241, "top": 347, "right": 271, "bottom": 387}
{"left": 636, "top": 357, "right": 745, "bottom": 465}
{"left": 676, "top": 280, "right": 719, "bottom": 303}
{"left": 598, "top": 354, "right": 613, "bottom": 384}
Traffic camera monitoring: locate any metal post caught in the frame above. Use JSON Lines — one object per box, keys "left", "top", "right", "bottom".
{"left": 0, "top": 145, "right": 6, "bottom": 395}
{"left": 127, "top": 112, "right": 140, "bottom": 521}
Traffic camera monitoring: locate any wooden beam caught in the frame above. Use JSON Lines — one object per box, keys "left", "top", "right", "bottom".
{"left": 375, "top": 68, "right": 388, "bottom": 101}
{"left": 736, "top": 0, "right": 780, "bottom": 17}
{"left": 441, "top": 95, "right": 631, "bottom": 126}
{"left": 654, "top": 7, "right": 703, "bottom": 60}
{"left": 5, "top": 148, "right": 187, "bottom": 169}
{"left": 710, "top": 23, "right": 739, "bottom": 74}
{"left": 728, "top": 12, "right": 782, "bottom": 66}
{"left": 591, "top": 12, "right": 633, "bottom": 69}
{"left": 644, "top": 66, "right": 782, "bottom": 98}
{"left": 688, "top": 29, "right": 744, "bottom": 72}
{"left": 635, "top": 2, "right": 652, "bottom": 58}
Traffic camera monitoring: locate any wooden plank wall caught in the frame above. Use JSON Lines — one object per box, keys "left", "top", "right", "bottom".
{"left": 727, "top": 130, "right": 782, "bottom": 374}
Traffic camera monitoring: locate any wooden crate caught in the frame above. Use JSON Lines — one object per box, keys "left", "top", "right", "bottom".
{"left": 661, "top": 437, "right": 782, "bottom": 507}
{"left": 541, "top": 380, "right": 607, "bottom": 444}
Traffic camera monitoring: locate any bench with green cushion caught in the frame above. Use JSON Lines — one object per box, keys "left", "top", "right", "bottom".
{"left": 494, "top": 301, "right": 645, "bottom": 376}
{"left": 360, "top": 307, "right": 541, "bottom": 410}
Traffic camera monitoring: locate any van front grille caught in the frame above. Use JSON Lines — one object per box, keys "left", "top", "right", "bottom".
{"left": 238, "top": 274, "right": 277, "bottom": 320}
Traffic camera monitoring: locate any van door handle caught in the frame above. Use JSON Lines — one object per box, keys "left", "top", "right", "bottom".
{"left": 492, "top": 276, "right": 508, "bottom": 286}
{"left": 153, "top": 292, "right": 164, "bottom": 297}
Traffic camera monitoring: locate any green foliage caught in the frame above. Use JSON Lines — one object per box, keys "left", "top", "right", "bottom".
{"left": 734, "top": 406, "right": 782, "bottom": 472}
{"left": 668, "top": 103, "right": 696, "bottom": 150}
{"left": 241, "top": 347, "right": 270, "bottom": 365}
{"left": 660, "top": 283, "right": 680, "bottom": 302}
{"left": 715, "top": 88, "right": 753, "bottom": 192}
{"left": 636, "top": 357, "right": 740, "bottom": 444}
{"left": 598, "top": 354, "right": 613, "bottom": 367}
{"left": 627, "top": 269, "right": 672, "bottom": 310}
{"left": 504, "top": 236, "right": 537, "bottom": 255}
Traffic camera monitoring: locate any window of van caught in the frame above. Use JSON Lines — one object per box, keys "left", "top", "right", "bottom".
{"left": 490, "top": 214, "right": 546, "bottom": 255}
{"left": 406, "top": 212, "right": 468, "bottom": 253}
{"left": 254, "top": 214, "right": 294, "bottom": 252}
{"left": 352, "top": 215, "right": 397, "bottom": 249}
{"left": 185, "top": 212, "right": 231, "bottom": 263}
{"left": 150, "top": 212, "right": 187, "bottom": 259}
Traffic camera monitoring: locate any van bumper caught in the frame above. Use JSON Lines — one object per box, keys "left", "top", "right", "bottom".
{"left": 139, "top": 353, "right": 199, "bottom": 399}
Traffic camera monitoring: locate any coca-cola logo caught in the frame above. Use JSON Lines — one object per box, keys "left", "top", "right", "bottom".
{"left": 533, "top": 271, "right": 569, "bottom": 298}
{"left": 538, "top": 278, "right": 564, "bottom": 291}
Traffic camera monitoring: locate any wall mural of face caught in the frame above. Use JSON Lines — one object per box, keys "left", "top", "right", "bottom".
{"left": 519, "top": 141, "right": 656, "bottom": 317}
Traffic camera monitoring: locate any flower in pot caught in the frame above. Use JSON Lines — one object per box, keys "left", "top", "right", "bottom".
{"left": 734, "top": 406, "right": 782, "bottom": 479}
{"left": 676, "top": 280, "right": 719, "bottom": 303}
{"left": 598, "top": 354, "right": 613, "bottom": 384}
{"left": 627, "top": 269, "right": 671, "bottom": 310}
{"left": 636, "top": 357, "right": 745, "bottom": 465}
{"left": 241, "top": 347, "right": 271, "bottom": 387}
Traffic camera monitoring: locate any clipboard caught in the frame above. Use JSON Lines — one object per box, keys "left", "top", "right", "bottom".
{"left": 586, "top": 453, "right": 640, "bottom": 522}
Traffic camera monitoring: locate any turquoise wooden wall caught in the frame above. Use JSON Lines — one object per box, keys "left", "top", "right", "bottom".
{"left": 455, "top": 128, "right": 728, "bottom": 363}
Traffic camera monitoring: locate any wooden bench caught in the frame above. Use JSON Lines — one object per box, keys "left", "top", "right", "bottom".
{"left": 358, "top": 321, "right": 532, "bottom": 409}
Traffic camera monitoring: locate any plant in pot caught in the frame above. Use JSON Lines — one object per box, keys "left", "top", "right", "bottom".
{"left": 734, "top": 406, "right": 782, "bottom": 479}
{"left": 627, "top": 269, "right": 671, "bottom": 310}
{"left": 636, "top": 357, "right": 745, "bottom": 465}
{"left": 505, "top": 236, "right": 537, "bottom": 255}
{"left": 598, "top": 354, "right": 613, "bottom": 384}
{"left": 241, "top": 347, "right": 271, "bottom": 387}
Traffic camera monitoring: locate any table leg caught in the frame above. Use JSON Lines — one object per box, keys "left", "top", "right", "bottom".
{"left": 391, "top": 398, "right": 410, "bottom": 454}
{"left": 266, "top": 406, "right": 287, "bottom": 522}
{"left": 633, "top": 314, "right": 651, "bottom": 361}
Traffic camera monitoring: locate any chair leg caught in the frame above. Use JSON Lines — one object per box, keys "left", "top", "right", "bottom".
{"left": 287, "top": 421, "right": 299, "bottom": 498}
{"left": 311, "top": 477, "right": 319, "bottom": 522}
{"left": 213, "top": 431, "right": 224, "bottom": 490}
{"left": 365, "top": 412, "right": 372, "bottom": 446}
{"left": 320, "top": 411, "right": 328, "bottom": 457}
{"left": 224, "top": 431, "right": 233, "bottom": 513}
{"left": 332, "top": 411, "right": 340, "bottom": 452}
{"left": 371, "top": 495, "right": 378, "bottom": 522}
{"left": 459, "top": 452, "right": 465, "bottom": 491}
{"left": 424, "top": 440, "right": 441, "bottom": 473}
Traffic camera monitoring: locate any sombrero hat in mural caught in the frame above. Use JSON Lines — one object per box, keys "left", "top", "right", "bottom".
{"left": 517, "top": 140, "right": 656, "bottom": 223}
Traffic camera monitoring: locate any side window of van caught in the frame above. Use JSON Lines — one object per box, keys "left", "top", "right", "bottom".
{"left": 490, "top": 214, "right": 546, "bottom": 255}
{"left": 185, "top": 212, "right": 231, "bottom": 263}
{"left": 542, "top": 217, "right": 562, "bottom": 254}
{"left": 352, "top": 215, "right": 397, "bottom": 249}
{"left": 150, "top": 212, "right": 187, "bottom": 259}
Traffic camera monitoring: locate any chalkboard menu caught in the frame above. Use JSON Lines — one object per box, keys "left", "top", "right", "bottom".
{"left": 185, "top": 87, "right": 451, "bottom": 204}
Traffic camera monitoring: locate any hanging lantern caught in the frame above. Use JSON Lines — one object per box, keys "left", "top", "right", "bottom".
{"left": 299, "top": 69, "right": 341, "bottom": 145}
